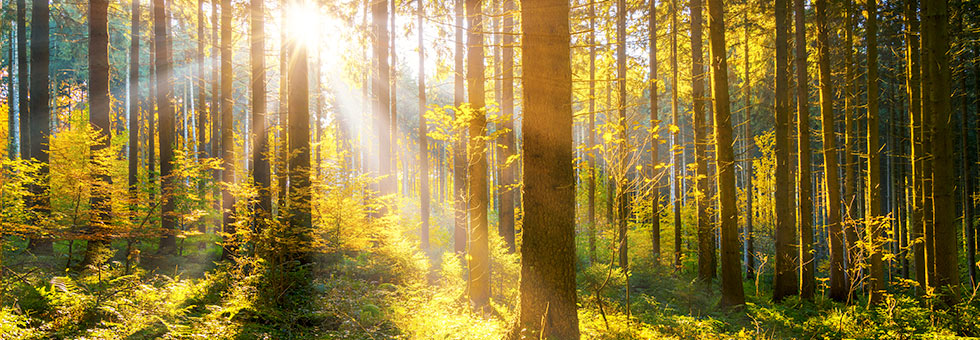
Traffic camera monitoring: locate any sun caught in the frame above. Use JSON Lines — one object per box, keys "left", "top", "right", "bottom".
{"left": 282, "top": 1, "right": 348, "bottom": 70}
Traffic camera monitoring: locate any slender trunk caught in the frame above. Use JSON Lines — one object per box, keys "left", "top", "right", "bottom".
{"left": 649, "top": 0, "right": 661, "bottom": 263}
{"left": 865, "top": 0, "right": 885, "bottom": 305}
{"left": 795, "top": 0, "right": 814, "bottom": 299}
{"left": 453, "top": 0, "right": 467, "bottom": 257}
{"left": 16, "top": 0, "right": 28, "bottom": 161}
{"left": 389, "top": 0, "right": 398, "bottom": 197}
{"left": 616, "top": 0, "right": 630, "bottom": 270}
{"left": 705, "top": 0, "right": 745, "bottom": 306}
{"left": 498, "top": 0, "right": 516, "bottom": 253}
{"left": 743, "top": 10, "right": 755, "bottom": 279}
{"left": 817, "top": 0, "right": 846, "bottom": 301}
{"left": 129, "top": 0, "right": 141, "bottom": 211}
{"left": 670, "top": 0, "right": 683, "bottom": 270}
{"left": 155, "top": 0, "right": 178, "bottom": 254}
{"left": 219, "top": 0, "right": 235, "bottom": 259}
{"left": 82, "top": 0, "right": 112, "bottom": 268}
{"left": 773, "top": 0, "right": 798, "bottom": 301}
{"left": 418, "top": 0, "right": 430, "bottom": 251}
{"left": 843, "top": 0, "right": 861, "bottom": 293}
{"left": 691, "top": 0, "right": 712, "bottom": 282}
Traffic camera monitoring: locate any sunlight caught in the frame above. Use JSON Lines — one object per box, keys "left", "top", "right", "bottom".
{"left": 284, "top": 1, "right": 321, "bottom": 50}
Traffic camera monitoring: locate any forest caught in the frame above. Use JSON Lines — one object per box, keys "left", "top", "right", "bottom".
{"left": 0, "top": 0, "right": 977, "bottom": 338}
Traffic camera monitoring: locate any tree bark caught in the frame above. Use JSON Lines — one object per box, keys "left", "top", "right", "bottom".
{"left": 16, "top": 0, "right": 28, "bottom": 162}
{"left": 453, "top": 0, "right": 467, "bottom": 257}
{"left": 706, "top": 0, "right": 745, "bottom": 307}
{"left": 497, "top": 0, "right": 516, "bottom": 253}
{"left": 129, "top": 0, "right": 141, "bottom": 218}
{"left": 616, "top": 0, "right": 630, "bottom": 270}
{"left": 649, "top": 0, "right": 662, "bottom": 263}
{"left": 515, "top": 0, "right": 580, "bottom": 337}
{"left": 465, "top": 0, "right": 490, "bottom": 312}
{"left": 418, "top": 0, "right": 430, "bottom": 251}
{"left": 691, "top": 0, "right": 713, "bottom": 282}
{"left": 155, "top": 0, "right": 178, "bottom": 255}
{"left": 82, "top": 0, "right": 112, "bottom": 267}
{"left": 374, "top": 0, "right": 392, "bottom": 200}
{"left": 795, "top": 0, "right": 814, "bottom": 300}
{"left": 773, "top": 0, "right": 798, "bottom": 301}
{"left": 252, "top": 0, "right": 271, "bottom": 228}
{"left": 218, "top": 0, "right": 234, "bottom": 259}
{"left": 670, "top": 0, "right": 683, "bottom": 270}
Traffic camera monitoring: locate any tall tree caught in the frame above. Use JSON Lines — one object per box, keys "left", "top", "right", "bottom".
{"left": 691, "top": 0, "right": 714, "bottom": 282}
{"left": 373, "top": 0, "right": 392, "bottom": 199}
{"left": 286, "top": 0, "right": 312, "bottom": 266}
{"left": 497, "top": 0, "right": 516, "bottom": 253}
{"left": 587, "top": 0, "right": 598, "bottom": 263}
{"left": 16, "top": 0, "right": 27, "bottom": 162}
{"left": 922, "top": 0, "right": 959, "bottom": 304}
{"left": 129, "top": 0, "right": 141, "bottom": 213}
{"left": 842, "top": 0, "right": 861, "bottom": 287}
{"left": 465, "top": 0, "right": 490, "bottom": 312}
{"left": 742, "top": 9, "right": 755, "bottom": 279}
{"left": 817, "top": 0, "right": 847, "bottom": 301}
{"left": 27, "top": 0, "right": 52, "bottom": 255}
{"left": 670, "top": 0, "right": 682, "bottom": 270}
{"left": 865, "top": 0, "right": 886, "bottom": 305}
{"left": 795, "top": 0, "right": 814, "bottom": 299}
{"left": 649, "top": 0, "right": 662, "bottom": 263}
{"left": 417, "top": 0, "right": 429, "bottom": 251}
{"left": 616, "top": 0, "right": 630, "bottom": 269}
{"left": 389, "top": 0, "right": 398, "bottom": 197}
{"left": 706, "top": 0, "right": 745, "bottom": 307}
{"left": 772, "top": 0, "right": 799, "bottom": 301}
{"left": 514, "top": 0, "right": 580, "bottom": 337}
{"left": 82, "top": 0, "right": 111, "bottom": 267}
{"left": 154, "top": 0, "right": 178, "bottom": 255}
{"left": 252, "top": 0, "right": 271, "bottom": 225}
{"left": 452, "top": 0, "right": 467, "bottom": 256}
{"left": 218, "top": 0, "right": 234, "bottom": 259}
{"left": 197, "top": 0, "right": 207, "bottom": 165}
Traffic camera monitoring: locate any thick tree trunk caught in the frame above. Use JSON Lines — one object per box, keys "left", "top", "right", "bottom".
{"left": 773, "top": 0, "right": 798, "bottom": 301}
{"left": 817, "top": 0, "right": 847, "bottom": 301}
{"left": 287, "top": 0, "right": 312, "bottom": 266}
{"left": 465, "top": 0, "right": 490, "bottom": 312}
{"left": 155, "top": 0, "right": 178, "bottom": 255}
{"left": 82, "top": 0, "right": 111, "bottom": 267}
{"left": 705, "top": 0, "right": 745, "bottom": 307}
{"left": 922, "top": 0, "right": 959, "bottom": 304}
{"left": 252, "top": 0, "right": 271, "bottom": 228}
{"left": 374, "top": 0, "right": 392, "bottom": 200}
{"left": 514, "top": 1, "right": 580, "bottom": 337}
{"left": 26, "top": 0, "right": 52, "bottom": 255}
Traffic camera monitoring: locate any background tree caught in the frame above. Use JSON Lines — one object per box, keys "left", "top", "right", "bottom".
{"left": 27, "top": 0, "right": 52, "bottom": 255}
{"left": 794, "top": 0, "right": 814, "bottom": 300}
{"left": 81, "top": 0, "right": 111, "bottom": 267}
{"left": 772, "top": 0, "right": 798, "bottom": 301}
{"left": 465, "top": 0, "right": 490, "bottom": 312}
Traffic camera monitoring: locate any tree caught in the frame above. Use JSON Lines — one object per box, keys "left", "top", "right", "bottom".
{"left": 453, "top": 0, "right": 467, "bottom": 257}
{"left": 81, "top": 0, "right": 111, "bottom": 267}
{"left": 649, "top": 0, "right": 662, "bottom": 264}
{"left": 497, "top": 0, "right": 516, "bottom": 253}
{"left": 588, "top": 0, "right": 598, "bottom": 263}
{"left": 155, "top": 0, "right": 178, "bottom": 255}
{"left": 691, "top": 0, "right": 714, "bottom": 282}
{"left": 795, "top": 0, "right": 814, "bottom": 299}
{"left": 418, "top": 0, "right": 429, "bottom": 251}
{"left": 128, "top": 0, "right": 141, "bottom": 217}
{"left": 922, "top": 0, "right": 959, "bottom": 304}
{"left": 842, "top": 0, "right": 861, "bottom": 289}
{"left": 373, "top": 0, "right": 392, "bottom": 200}
{"left": 865, "top": 0, "right": 885, "bottom": 305}
{"left": 16, "top": 0, "right": 27, "bottom": 162}
{"left": 706, "top": 0, "right": 745, "bottom": 307}
{"left": 217, "top": 0, "right": 234, "bottom": 259}
{"left": 514, "top": 0, "right": 580, "bottom": 337}
{"left": 816, "top": 0, "right": 847, "bottom": 301}
{"left": 772, "top": 0, "right": 798, "bottom": 301}
{"left": 616, "top": 0, "right": 630, "bottom": 270}
{"left": 27, "top": 0, "right": 52, "bottom": 255}
{"left": 465, "top": 0, "right": 490, "bottom": 312}
{"left": 252, "top": 0, "right": 271, "bottom": 224}
{"left": 286, "top": 0, "right": 312, "bottom": 265}
{"left": 670, "top": 0, "right": 683, "bottom": 270}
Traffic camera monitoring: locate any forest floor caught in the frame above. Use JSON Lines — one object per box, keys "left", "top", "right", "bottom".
{"left": 0, "top": 233, "right": 976, "bottom": 339}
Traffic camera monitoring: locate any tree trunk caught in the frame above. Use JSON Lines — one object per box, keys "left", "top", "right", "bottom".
{"left": 817, "top": 0, "right": 847, "bottom": 301}
{"left": 218, "top": 0, "right": 234, "bottom": 259}
{"left": 922, "top": 0, "right": 959, "bottom": 304}
{"left": 691, "top": 0, "right": 713, "bottom": 282}
{"left": 670, "top": 0, "right": 683, "bottom": 270}
{"left": 773, "top": 0, "right": 798, "bottom": 301}
{"left": 453, "top": 0, "right": 467, "bottom": 257}
{"left": 16, "top": 0, "right": 28, "bottom": 162}
{"left": 418, "top": 0, "right": 430, "bottom": 251}
{"left": 864, "top": 0, "right": 885, "bottom": 305}
{"left": 389, "top": 0, "right": 398, "bottom": 197}
{"left": 743, "top": 10, "right": 755, "bottom": 279}
{"left": 497, "top": 0, "right": 516, "bottom": 253}
{"left": 795, "top": 0, "right": 814, "bottom": 300}
{"left": 514, "top": 1, "right": 580, "bottom": 337}
{"left": 252, "top": 0, "right": 271, "bottom": 229}
{"left": 26, "top": 0, "right": 52, "bottom": 255}
{"left": 616, "top": 0, "right": 630, "bottom": 270}
{"left": 465, "top": 0, "right": 490, "bottom": 312}
{"left": 82, "top": 0, "right": 111, "bottom": 267}
{"left": 129, "top": 0, "right": 141, "bottom": 218}
{"left": 155, "top": 0, "right": 178, "bottom": 255}
{"left": 843, "top": 0, "right": 861, "bottom": 295}
{"left": 287, "top": 0, "right": 312, "bottom": 266}
{"left": 649, "top": 0, "right": 662, "bottom": 263}
{"left": 706, "top": 0, "right": 745, "bottom": 307}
